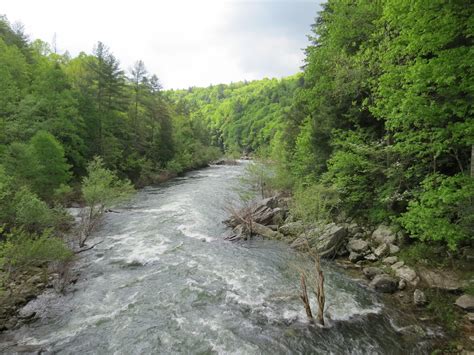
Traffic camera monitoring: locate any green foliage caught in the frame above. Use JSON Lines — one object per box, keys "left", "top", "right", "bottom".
{"left": 290, "top": 184, "right": 339, "bottom": 225}
{"left": 29, "top": 131, "right": 71, "bottom": 199}
{"left": 82, "top": 157, "right": 134, "bottom": 210}
{"left": 399, "top": 174, "right": 474, "bottom": 250}
{"left": 0, "top": 228, "right": 72, "bottom": 272}
{"left": 13, "top": 187, "right": 55, "bottom": 233}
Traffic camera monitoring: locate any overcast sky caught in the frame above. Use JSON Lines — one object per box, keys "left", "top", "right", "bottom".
{"left": 2, "top": 0, "right": 323, "bottom": 89}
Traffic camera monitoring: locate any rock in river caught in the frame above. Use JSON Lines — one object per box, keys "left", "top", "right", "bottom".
{"left": 370, "top": 274, "right": 399, "bottom": 293}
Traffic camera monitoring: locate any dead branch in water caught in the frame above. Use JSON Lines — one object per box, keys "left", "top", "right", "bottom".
{"left": 299, "top": 272, "right": 313, "bottom": 320}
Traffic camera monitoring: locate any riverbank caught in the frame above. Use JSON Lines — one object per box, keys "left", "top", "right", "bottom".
{"left": 224, "top": 194, "right": 474, "bottom": 353}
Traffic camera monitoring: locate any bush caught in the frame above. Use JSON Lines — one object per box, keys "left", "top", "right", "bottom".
{"left": 13, "top": 187, "right": 55, "bottom": 233}
{"left": 399, "top": 173, "right": 474, "bottom": 250}
{"left": 290, "top": 183, "right": 339, "bottom": 225}
{"left": 79, "top": 157, "right": 134, "bottom": 246}
{"left": 0, "top": 228, "right": 73, "bottom": 272}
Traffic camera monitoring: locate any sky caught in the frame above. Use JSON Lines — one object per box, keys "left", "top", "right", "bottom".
{"left": 1, "top": 0, "right": 324, "bottom": 89}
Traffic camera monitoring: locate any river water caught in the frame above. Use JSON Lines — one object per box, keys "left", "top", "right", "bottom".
{"left": 1, "top": 164, "right": 435, "bottom": 354}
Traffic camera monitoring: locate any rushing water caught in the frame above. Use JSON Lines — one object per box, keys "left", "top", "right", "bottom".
{"left": 1, "top": 164, "right": 435, "bottom": 354}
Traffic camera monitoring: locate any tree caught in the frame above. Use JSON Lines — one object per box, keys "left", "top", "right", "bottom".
{"left": 29, "top": 131, "right": 71, "bottom": 200}
{"left": 79, "top": 157, "right": 134, "bottom": 247}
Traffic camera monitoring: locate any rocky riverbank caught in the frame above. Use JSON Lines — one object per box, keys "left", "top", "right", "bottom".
{"left": 224, "top": 195, "right": 474, "bottom": 352}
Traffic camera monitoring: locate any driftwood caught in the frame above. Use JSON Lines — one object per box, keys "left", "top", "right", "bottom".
{"left": 300, "top": 273, "right": 313, "bottom": 320}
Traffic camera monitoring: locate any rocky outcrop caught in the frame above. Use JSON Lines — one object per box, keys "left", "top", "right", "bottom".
{"left": 370, "top": 274, "right": 399, "bottom": 293}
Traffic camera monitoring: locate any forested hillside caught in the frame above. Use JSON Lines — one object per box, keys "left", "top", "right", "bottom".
{"left": 170, "top": 1, "right": 473, "bottom": 251}
{"left": 166, "top": 76, "right": 301, "bottom": 154}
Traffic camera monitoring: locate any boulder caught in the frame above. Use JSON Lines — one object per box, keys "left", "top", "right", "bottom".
{"left": 373, "top": 243, "right": 389, "bottom": 258}
{"left": 413, "top": 289, "right": 427, "bottom": 306}
{"left": 455, "top": 295, "right": 474, "bottom": 311}
{"left": 418, "top": 268, "right": 467, "bottom": 292}
{"left": 347, "top": 239, "right": 369, "bottom": 253}
{"left": 312, "top": 223, "right": 348, "bottom": 258}
{"left": 372, "top": 225, "right": 396, "bottom": 245}
{"left": 363, "top": 267, "right": 384, "bottom": 280}
{"left": 398, "top": 279, "right": 407, "bottom": 290}
{"left": 382, "top": 256, "right": 398, "bottom": 265}
{"left": 391, "top": 261, "right": 405, "bottom": 270}
{"left": 252, "top": 223, "right": 280, "bottom": 239}
{"left": 364, "top": 253, "right": 378, "bottom": 262}
{"left": 279, "top": 221, "right": 305, "bottom": 237}
{"left": 389, "top": 244, "right": 400, "bottom": 255}
{"left": 395, "top": 266, "right": 419, "bottom": 286}
{"left": 370, "top": 274, "right": 399, "bottom": 293}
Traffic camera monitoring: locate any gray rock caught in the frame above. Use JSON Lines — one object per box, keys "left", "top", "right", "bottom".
{"left": 395, "top": 266, "right": 419, "bottom": 286}
{"left": 347, "top": 239, "right": 369, "bottom": 253}
{"left": 455, "top": 295, "right": 474, "bottom": 311}
{"left": 383, "top": 256, "right": 398, "bottom": 265}
{"left": 252, "top": 223, "right": 280, "bottom": 239}
{"left": 413, "top": 289, "right": 427, "bottom": 306}
{"left": 372, "top": 225, "right": 396, "bottom": 245}
{"left": 364, "top": 253, "right": 378, "bottom": 261}
{"left": 370, "top": 274, "right": 399, "bottom": 293}
{"left": 389, "top": 244, "right": 400, "bottom": 254}
{"left": 311, "top": 223, "right": 348, "bottom": 258}
{"left": 347, "top": 223, "right": 363, "bottom": 236}
{"left": 363, "top": 267, "right": 384, "bottom": 280}
{"left": 398, "top": 279, "right": 407, "bottom": 290}
{"left": 349, "top": 251, "right": 363, "bottom": 263}
{"left": 373, "top": 243, "right": 389, "bottom": 258}
{"left": 419, "top": 268, "right": 467, "bottom": 292}
{"left": 391, "top": 261, "right": 405, "bottom": 270}
{"left": 279, "top": 221, "right": 305, "bottom": 237}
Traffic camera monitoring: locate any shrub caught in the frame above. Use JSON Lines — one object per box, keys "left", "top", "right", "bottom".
{"left": 291, "top": 183, "right": 339, "bottom": 225}
{"left": 13, "top": 187, "right": 55, "bottom": 233}
{"left": 0, "top": 228, "right": 73, "bottom": 272}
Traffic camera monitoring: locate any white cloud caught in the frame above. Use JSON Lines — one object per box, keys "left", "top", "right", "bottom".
{"left": 1, "top": 0, "right": 322, "bottom": 88}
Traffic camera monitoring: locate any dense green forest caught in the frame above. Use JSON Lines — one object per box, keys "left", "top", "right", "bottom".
{"left": 0, "top": 15, "right": 219, "bottom": 272}
{"left": 169, "top": 0, "right": 473, "bottom": 251}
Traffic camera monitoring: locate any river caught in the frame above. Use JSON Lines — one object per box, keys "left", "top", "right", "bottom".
{"left": 0, "top": 163, "right": 434, "bottom": 354}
